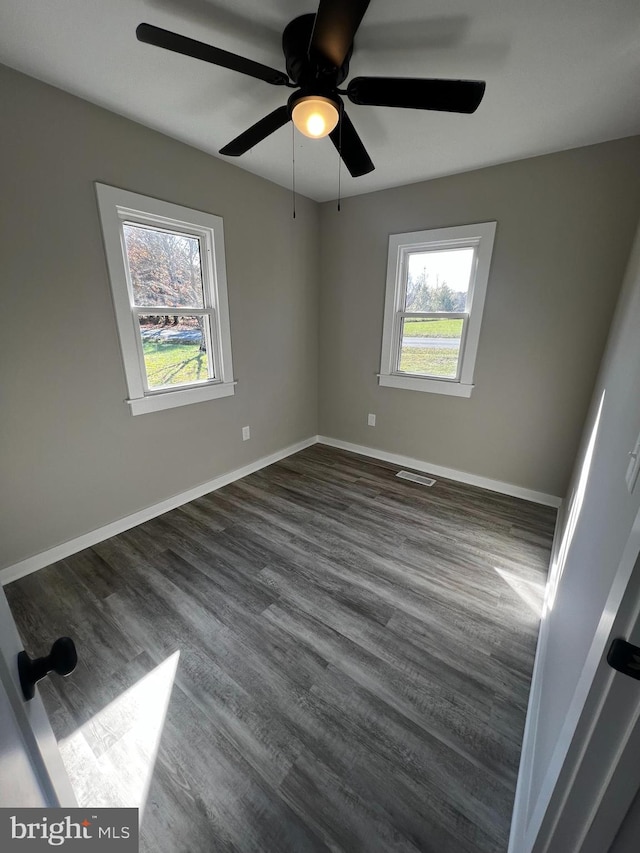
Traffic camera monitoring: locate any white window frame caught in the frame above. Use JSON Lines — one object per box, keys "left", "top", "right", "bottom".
{"left": 95, "top": 184, "right": 235, "bottom": 415}
{"left": 379, "top": 221, "right": 496, "bottom": 397}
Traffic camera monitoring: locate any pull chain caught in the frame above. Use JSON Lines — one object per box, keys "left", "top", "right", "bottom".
{"left": 291, "top": 123, "right": 296, "bottom": 220}
{"left": 337, "top": 106, "right": 342, "bottom": 212}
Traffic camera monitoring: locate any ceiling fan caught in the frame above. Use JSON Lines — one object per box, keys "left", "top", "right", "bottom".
{"left": 136, "top": 0, "right": 486, "bottom": 178}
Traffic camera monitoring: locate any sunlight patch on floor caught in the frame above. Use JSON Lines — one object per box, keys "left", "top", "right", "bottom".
{"left": 57, "top": 651, "right": 179, "bottom": 816}
{"left": 494, "top": 567, "right": 546, "bottom": 618}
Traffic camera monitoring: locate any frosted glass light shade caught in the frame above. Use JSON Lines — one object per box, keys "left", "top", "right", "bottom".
{"left": 291, "top": 96, "right": 339, "bottom": 139}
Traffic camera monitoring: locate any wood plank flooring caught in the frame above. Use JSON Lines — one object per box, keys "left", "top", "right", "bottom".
{"left": 6, "top": 445, "right": 556, "bottom": 853}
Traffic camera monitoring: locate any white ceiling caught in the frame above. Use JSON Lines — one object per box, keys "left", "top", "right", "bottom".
{"left": 2, "top": 0, "right": 640, "bottom": 202}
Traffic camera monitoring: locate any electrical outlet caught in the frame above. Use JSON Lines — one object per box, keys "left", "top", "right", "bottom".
{"left": 242, "top": 426, "right": 250, "bottom": 441}
{"left": 368, "top": 413, "right": 376, "bottom": 427}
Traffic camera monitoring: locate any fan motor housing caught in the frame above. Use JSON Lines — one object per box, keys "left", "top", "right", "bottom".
{"left": 282, "top": 14, "right": 352, "bottom": 86}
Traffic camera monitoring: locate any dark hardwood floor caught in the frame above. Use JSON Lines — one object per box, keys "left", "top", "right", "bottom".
{"left": 6, "top": 445, "right": 556, "bottom": 853}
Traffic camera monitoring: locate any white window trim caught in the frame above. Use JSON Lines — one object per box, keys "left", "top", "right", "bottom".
{"left": 379, "top": 221, "right": 496, "bottom": 397}
{"left": 95, "top": 184, "right": 235, "bottom": 414}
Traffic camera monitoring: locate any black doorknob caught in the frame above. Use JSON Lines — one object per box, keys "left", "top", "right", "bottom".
{"left": 18, "top": 637, "right": 78, "bottom": 701}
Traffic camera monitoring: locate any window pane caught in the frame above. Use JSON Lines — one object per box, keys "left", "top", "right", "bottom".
{"left": 123, "top": 224, "right": 204, "bottom": 308}
{"left": 398, "top": 317, "right": 463, "bottom": 379}
{"left": 139, "top": 316, "right": 212, "bottom": 388}
{"left": 404, "top": 247, "right": 474, "bottom": 313}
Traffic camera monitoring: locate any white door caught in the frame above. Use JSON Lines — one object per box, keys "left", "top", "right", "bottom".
{"left": 566, "top": 541, "right": 640, "bottom": 853}
{"left": 529, "top": 509, "right": 640, "bottom": 852}
{"left": 608, "top": 787, "right": 640, "bottom": 853}
{"left": 0, "top": 585, "right": 76, "bottom": 807}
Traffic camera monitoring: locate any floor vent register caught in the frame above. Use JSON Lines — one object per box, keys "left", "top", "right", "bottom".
{"left": 396, "top": 470, "right": 437, "bottom": 487}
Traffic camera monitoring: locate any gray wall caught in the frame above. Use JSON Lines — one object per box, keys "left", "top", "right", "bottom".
{"left": 0, "top": 65, "right": 319, "bottom": 570}
{"left": 318, "top": 139, "right": 640, "bottom": 497}
{"left": 3, "top": 59, "right": 640, "bottom": 570}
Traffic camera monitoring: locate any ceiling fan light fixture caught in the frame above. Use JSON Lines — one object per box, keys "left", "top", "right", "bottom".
{"left": 138, "top": 3, "right": 486, "bottom": 177}
{"left": 291, "top": 95, "right": 339, "bottom": 139}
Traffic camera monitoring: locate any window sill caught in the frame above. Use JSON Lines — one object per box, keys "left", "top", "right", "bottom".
{"left": 378, "top": 373, "right": 474, "bottom": 397}
{"left": 127, "top": 381, "right": 236, "bottom": 415}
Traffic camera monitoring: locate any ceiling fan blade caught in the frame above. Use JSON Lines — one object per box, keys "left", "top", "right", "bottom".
{"left": 309, "top": 0, "right": 370, "bottom": 69}
{"left": 347, "top": 77, "right": 486, "bottom": 113}
{"left": 136, "top": 23, "right": 290, "bottom": 86}
{"left": 329, "top": 110, "right": 374, "bottom": 177}
{"left": 219, "top": 106, "right": 290, "bottom": 156}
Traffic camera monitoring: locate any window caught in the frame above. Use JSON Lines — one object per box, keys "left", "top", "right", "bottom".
{"left": 96, "top": 184, "right": 234, "bottom": 414}
{"left": 379, "top": 221, "right": 496, "bottom": 397}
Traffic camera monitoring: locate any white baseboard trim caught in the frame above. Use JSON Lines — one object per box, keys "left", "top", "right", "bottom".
{"left": 317, "top": 435, "right": 562, "bottom": 508}
{"left": 0, "top": 436, "right": 318, "bottom": 587}
{"left": 2, "top": 433, "right": 561, "bottom": 587}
